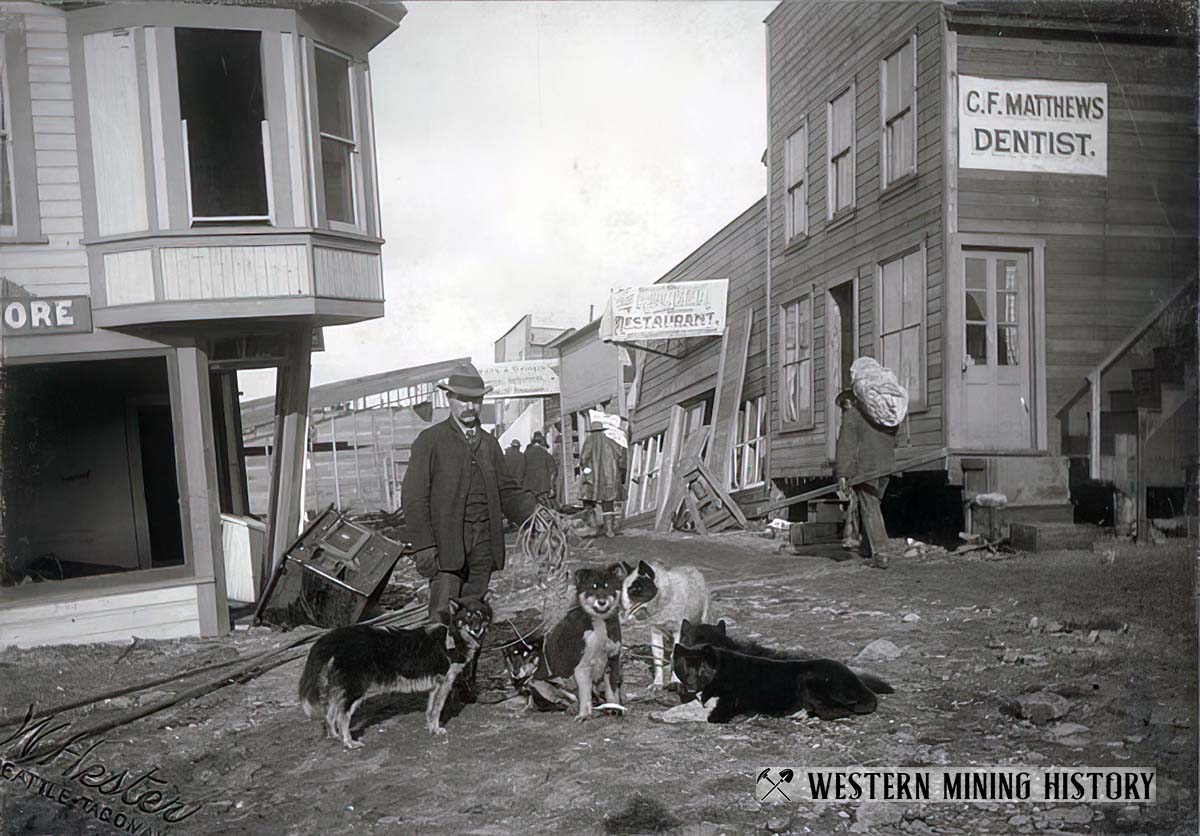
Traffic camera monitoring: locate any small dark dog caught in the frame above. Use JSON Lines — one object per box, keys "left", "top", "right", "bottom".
{"left": 673, "top": 642, "right": 880, "bottom": 723}
{"left": 523, "top": 563, "right": 626, "bottom": 721}
{"left": 503, "top": 634, "right": 575, "bottom": 712}
{"left": 299, "top": 597, "right": 492, "bottom": 747}
{"left": 676, "top": 618, "right": 894, "bottom": 697}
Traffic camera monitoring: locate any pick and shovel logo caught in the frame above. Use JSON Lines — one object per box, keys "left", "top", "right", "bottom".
{"left": 756, "top": 768, "right": 795, "bottom": 801}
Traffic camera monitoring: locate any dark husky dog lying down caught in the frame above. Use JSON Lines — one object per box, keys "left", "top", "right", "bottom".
{"left": 677, "top": 619, "right": 894, "bottom": 696}
{"left": 673, "top": 643, "right": 881, "bottom": 723}
{"left": 299, "top": 598, "right": 491, "bottom": 747}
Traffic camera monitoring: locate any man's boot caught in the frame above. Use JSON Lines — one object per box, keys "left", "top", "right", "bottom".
{"left": 603, "top": 513, "right": 617, "bottom": 538}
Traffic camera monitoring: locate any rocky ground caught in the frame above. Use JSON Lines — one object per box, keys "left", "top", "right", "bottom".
{"left": 0, "top": 531, "right": 1195, "bottom": 836}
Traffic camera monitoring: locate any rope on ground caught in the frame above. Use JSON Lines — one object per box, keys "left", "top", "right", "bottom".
{"left": 494, "top": 506, "right": 585, "bottom": 652}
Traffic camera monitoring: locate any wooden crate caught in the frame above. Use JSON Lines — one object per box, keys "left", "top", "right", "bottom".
{"left": 789, "top": 521, "right": 842, "bottom": 547}
{"left": 1010, "top": 522, "right": 1102, "bottom": 553}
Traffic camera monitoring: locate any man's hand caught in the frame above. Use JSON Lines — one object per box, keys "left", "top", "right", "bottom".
{"left": 412, "top": 547, "right": 439, "bottom": 579}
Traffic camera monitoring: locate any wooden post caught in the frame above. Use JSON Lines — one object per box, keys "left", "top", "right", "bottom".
{"left": 1089, "top": 371, "right": 1101, "bottom": 480}
{"left": 263, "top": 327, "right": 313, "bottom": 577}
{"left": 352, "top": 409, "right": 363, "bottom": 506}
{"left": 331, "top": 412, "right": 342, "bottom": 510}
{"left": 174, "top": 345, "right": 229, "bottom": 636}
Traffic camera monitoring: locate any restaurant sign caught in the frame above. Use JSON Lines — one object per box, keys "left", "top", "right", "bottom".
{"left": 2, "top": 295, "right": 93, "bottom": 336}
{"left": 959, "top": 76, "right": 1107, "bottom": 176}
{"left": 600, "top": 279, "right": 729, "bottom": 343}
{"left": 478, "top": 360, "right": 561, "bottom": 398}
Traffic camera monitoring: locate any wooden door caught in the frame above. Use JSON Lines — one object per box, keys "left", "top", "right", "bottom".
{"left": 961, "top": 251, "right": 1034, "bottom": 449}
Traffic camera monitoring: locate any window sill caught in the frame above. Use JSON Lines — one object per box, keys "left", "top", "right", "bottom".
{"left": 879, "top": 172, "right": 919, "bottom": 204}
{"left": 779, "top": 421, "right": 816, "bottom": 435}
{"left": 0, "top": 234, "right": 51, "bottom": 246}
{"left": 824, "top": 209, "right": 857, "bottom": 234}
{"left": 782, "top": 234, "right": 811, "bottom": 256}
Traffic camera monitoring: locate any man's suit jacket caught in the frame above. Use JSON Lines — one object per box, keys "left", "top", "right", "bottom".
{"left": 402, "top": 418, "right": 537, "bottom": 571}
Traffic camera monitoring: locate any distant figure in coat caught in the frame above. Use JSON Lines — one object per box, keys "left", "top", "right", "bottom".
{"left": 834, "top": 388, "right": 897, "bottom": 569}
{"left": 504, "top": 439, "right": 527, "bottom": 486}
{"left": 579, "top": 420, "right": 626, "bottom": 538}
{"left": 523, "top": 431, "right": 558, "bottom": 506}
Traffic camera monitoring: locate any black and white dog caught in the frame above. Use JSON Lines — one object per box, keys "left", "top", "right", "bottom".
{"left": 619, "top": 560, "right": 709, "bottom": 689}
{"left": 299, "top": 597, "right": 492, "bottom": 747}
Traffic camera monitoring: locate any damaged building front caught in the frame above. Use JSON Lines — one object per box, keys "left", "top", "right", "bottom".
{"left": 0, "top": 0, "right": 403, "bottom": 647}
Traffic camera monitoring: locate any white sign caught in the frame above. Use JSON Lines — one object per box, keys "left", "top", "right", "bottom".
{"left": 1, "top": 295, "right": 93, "bottom": 336}
{"left": 478, "top": 360, "right": 560, "bottom": 398}
{"left": 958, "top": 76, "right": 1107, "bottom": 176}
{"left": 600, "top": 279, "right": 729, "bottom": 342}
{"left": 587, "top": 409, "right": 628, "bottom": 448}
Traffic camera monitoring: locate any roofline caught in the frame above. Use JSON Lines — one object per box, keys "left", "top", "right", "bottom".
{"left": 652, "top": 196, "right": 766, "bottom": 286}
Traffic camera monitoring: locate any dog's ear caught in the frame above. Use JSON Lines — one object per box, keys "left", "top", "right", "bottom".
{"left": 637, "top": 560, "right": 655, "bottom": 579}
{"left": 620, "top": 560, "right": 635, "bottom": 575}
{"left": 574, "top": 567, "right": 589, "bottom": 585}
{"left": 701, "top": 644, "right": 719, "bottom": 666}
{"left": 717, "top": 619, "right": 727, "bottom": 635}
{"left": 448, "top": 598, "right": 462, "bottom": 616}
{"left": 607, "top": 561, "right": 628, "bottom": 579}
{"left": 680, "top": 618, "right": 692, "bottom": 636}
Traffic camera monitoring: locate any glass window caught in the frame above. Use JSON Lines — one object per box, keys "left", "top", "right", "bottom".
{"left": 881, "top": 35, "right": 917, "bottom": 186}
{"left": 827, "top": 86, "right": 855, "bottom": 218}
{"left": 314, "top": 46, "right": 356, "bottom": 225}
{"left": 626, "top": 433, "right": 665, "bottom": 516}
{"left": 730, "top": 395, "right": 766, "bottom": 490}
{"left": 785, "top": 122, "right": 807, "bottom": 240}
{"left": 176, "top": 29, "right": 269, "bottom": 222}
{"left": 781, "top": 296, "right": 813, "bottom": 427}
{"left": 879, "top": 249, "right": 926, "bottom": 407}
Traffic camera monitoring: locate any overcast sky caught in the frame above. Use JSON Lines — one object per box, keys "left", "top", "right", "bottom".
{"left": 240, "top": 1, "right": 775, "bottom": 400}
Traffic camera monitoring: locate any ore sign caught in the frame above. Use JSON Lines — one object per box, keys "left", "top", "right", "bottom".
{"left": 1, "top": 295, "right": 93, "bottom": 336}
{"left": 958, "top": 75, "right": 1108, "bottom": 176}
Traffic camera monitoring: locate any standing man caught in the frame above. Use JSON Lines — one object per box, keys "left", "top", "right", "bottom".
{"left": 579, "top": 420, "right": 626, "bottom": 537}
{"left": 402, "top": 363, "right": 539, "bottom": 629}
{"left": 504, "top": 438, "right": 527, "bottom": 486}
{"left": 834, "top": 361, "right": 901, "bottom": 569}
{"left": 522, "top": 431, "right": 558, "bottom": 507}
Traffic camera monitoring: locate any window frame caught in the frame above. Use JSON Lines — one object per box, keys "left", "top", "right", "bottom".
{"left": 875, "top": 240, "right": 929, "bottom": 413}
{"left": 784, "top": 119, "right": 808, "bottom": 242}
{"left": 312, "top": 42, "right": 362, "bottom": 233}
{"left": 778, "top": 291, "right": 816, "bottom": 432}
{"left": 0, "top": 24, "right": 42, "bottom": 244}
{"left": 729, "top": 394, "right": 767, "bottom": 491}
{"left": 826, "top": 82, "right": 856, "bottom": 221}
{"left": 879, "top": 32, "right": 918, "bottom": 189}
{"left": 626, "top": 432, "right": 665, "bottom": 516}
{"left": 0, "top": 49, "right": 15, "bottom": 236}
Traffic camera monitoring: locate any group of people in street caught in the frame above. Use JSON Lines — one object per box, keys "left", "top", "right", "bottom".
{"left": 401, "top": 355, "right": 905, "bottom": 648}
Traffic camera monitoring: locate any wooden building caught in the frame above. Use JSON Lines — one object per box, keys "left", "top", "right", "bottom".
{"left": 491, "top": 314, "right": 571, "bottom": 442}
{"left": 624, "top": 199, "right": 769, "bottom": 524}
{"left": 239, "top": 357, "right": 469, "bottom": 518}
{"left": 763, "top": 1, "right": 1196, "bottom": 530}
{"left": 0, "top": 1, "right": 403, "bottom": 647}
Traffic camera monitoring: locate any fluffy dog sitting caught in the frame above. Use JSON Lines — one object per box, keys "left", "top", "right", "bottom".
{"left": 619, "top": 560, "right": 709, "bottom": 689}
{"left": 519, "top": 563, "right": 627, "bottom": 721}
{"left": 299, "top": 597, "right": 491, "bottom": 747}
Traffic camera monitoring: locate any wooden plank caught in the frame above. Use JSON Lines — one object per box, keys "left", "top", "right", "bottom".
{"left": 761, "top": 448, "right": 949, "bottom": 513}
{"left": 705, "top": 308, "right": 754, "bottom": 486}
{"left": 653, "top": 422, "right": 708, "bottom": 534}
{"left": 683, "top": 490, "right": 708, "bottom": 536}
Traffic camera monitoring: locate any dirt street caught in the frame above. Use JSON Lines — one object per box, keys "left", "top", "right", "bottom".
{"left": 1, "top": 532, "right": 1196, "bottom": 836}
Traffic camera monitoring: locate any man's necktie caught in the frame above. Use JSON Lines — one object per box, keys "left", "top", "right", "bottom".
{"left": 465, "top": 428, "right": 476, "bottom": 441}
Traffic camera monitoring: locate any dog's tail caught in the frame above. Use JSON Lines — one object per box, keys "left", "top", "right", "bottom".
{"left": 298, "top": 637, "right": 335, "bottom": 717}
{"left": 853, "top": 669, "right": 895, "bottom": 695}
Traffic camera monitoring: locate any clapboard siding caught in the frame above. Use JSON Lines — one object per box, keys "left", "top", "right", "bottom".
{"left": 956, "top": 31, "right": 1198, "bottom": 441}
{"left": 160, "top": 244, "right": 311, "bottom": 301}
{"left": 0, "top": 4, "right": 88, "bottom": 297}
{"left": 313, "top": 246, "right": 384, "bottom": 301}
{"left": 83, "top": 29, "right": 149, "bottom": 237}
{"left": 632, "top": 199, "right": 768, "bottom": 444}
{"left": 103, "top": 248, "right": 155, "bottom": 305}
{"left": 767, "top": 2, "right": 945, "bottom": 479}
{"left": 0, "top": 582, "right": 202, "bottom": 648}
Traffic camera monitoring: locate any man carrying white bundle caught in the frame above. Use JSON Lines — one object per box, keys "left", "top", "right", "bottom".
{"left": 834, "top": 357, "right": 907, "bottom": 569}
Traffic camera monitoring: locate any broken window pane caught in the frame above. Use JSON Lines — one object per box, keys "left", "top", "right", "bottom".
{"left": 176, "top": 28, "right": 268, "bottom": 220}
{"left": 998, "top": 325, "right": 1019, "bottom": 366}
{"left": 966, "top": 323, "right": 987, "bottom": 363}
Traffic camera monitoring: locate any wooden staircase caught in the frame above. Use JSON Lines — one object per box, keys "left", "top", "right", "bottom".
{"left": 1057, "top": 279, "right": 1198, "bottom": 537}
